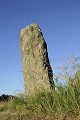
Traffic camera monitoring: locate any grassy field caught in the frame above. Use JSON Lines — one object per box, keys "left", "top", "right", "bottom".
{"left": 0, "top": 72, "right": 80, "bottom": 120}
{"left": 0, "top": 56, "right": 80, "bottom": 120}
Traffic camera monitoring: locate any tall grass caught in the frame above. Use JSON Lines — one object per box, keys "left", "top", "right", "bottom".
{"left": 0, "top": 55, "right": 80, "bottom": 117}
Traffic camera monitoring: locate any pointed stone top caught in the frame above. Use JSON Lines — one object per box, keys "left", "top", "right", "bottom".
{"left": 21, "top": 23, "right": 40, "bottom": 33}
{"left": 25, "top": 23, "right": 39, "bottom": 28}
{"left": 20, "top": 23, "right": 42, "bottom": 39}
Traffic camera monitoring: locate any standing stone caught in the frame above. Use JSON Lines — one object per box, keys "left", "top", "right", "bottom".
{"left": 20, "top": 23, "right": 54, "bottom": 96}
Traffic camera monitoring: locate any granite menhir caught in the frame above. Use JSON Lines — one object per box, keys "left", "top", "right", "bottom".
{"left": 20, "top": 23, "right": 54, "bottom": 96}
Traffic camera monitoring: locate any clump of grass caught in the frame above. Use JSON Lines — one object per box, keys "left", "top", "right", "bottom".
{"left": 52, "top": 55, "right": 80, "bottom": 116}
{"left": 52, "top": 77, "right": 80, "bottom": 116}
{"left": 25, "top": 90, "right": 54, "bottom": 114}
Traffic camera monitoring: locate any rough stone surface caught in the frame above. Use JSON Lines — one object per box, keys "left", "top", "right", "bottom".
{"left": 20, "top": 23, "right": 54, "bottom": 96}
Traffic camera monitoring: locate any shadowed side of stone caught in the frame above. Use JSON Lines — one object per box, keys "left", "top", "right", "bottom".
{"left": 20, "top": 23, "right": 54, "bottom": 96}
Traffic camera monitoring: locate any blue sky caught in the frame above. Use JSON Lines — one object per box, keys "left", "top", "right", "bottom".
{"left": 0, "top": 0, "right": 80, "bottom": 95}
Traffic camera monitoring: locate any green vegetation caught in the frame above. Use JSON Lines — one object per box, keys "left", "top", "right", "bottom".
{"left": 0, "top": 55, "right": 80, "bottom": 119}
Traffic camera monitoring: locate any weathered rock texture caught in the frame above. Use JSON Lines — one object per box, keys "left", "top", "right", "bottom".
{"left": 20, "top": 23, "right": 54, "bottom": 96}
